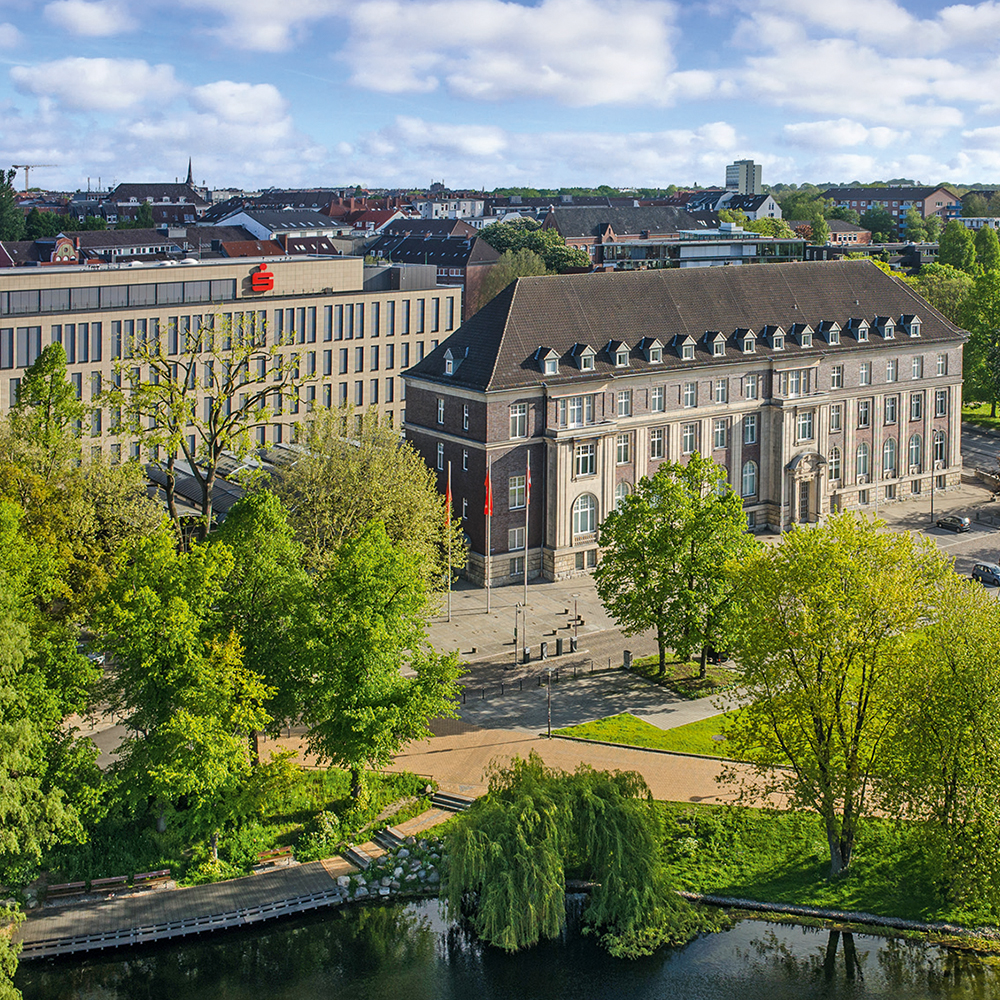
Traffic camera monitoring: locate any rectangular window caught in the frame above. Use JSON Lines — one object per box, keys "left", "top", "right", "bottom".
{"left": 683, "top": 382, "right": 696, "bottom": 408}
{"left": 935, "top": 388, "right": 947, "bottom": 417}
{"left": 744, "top": 413, "right": 758, "bottom": 443}
{"left": 370, "top": 345, "right": 379, "bottom": 370}
{"left": 910, "top": 392, "right": 923, "bottom": 420}
{"left": 885, "top": 395, "right": 898, "bottom": 424}
{"left": 510, "top": 402, "right": 527, "bottom": 438}
{"left": 508, "top": 526, "right": 526, "bottom": 551}
{"left": 830, "top": 404, "right": 842, "bottom": 431}
{"left": 436, "top": 443, "right": 444, "bottom": 470}
{"left": 744, "top": 373, "right": 758, "bottom": 399}
{"left": 886, "top": 358, "right": 898, "bottom": 382}
{"left": 713, "top": 418, "right": 727, "bottom": 449}
{"left": 436, "top": 398, "right": 445, "bottom": 424}
{"left": 462, "top": 448, "right": 469, "bottom": 471}
{"left": 509, "top": 556, "right": 525, "bottom": 577}
{"left": 385, "top": 377, "right": 394, "bottom": 402}
{"left": 509, "top": 475, "right": 526, "bottom": 510}
{"left": 859, "top": 362, "right": 871, "bottom": 386}
{"left": 682, "top": 422, "right": 697, "bottom": 454}
{"left": 858, "top": 400, "right": 871, "bottom": 427}
{"left": 714, "top": 378, "right": 728, "bottom": 404}
{"left": 355, "top": 346, "right": 364, "bottom": 373}
{"left": 831, "top": 365, "right": 843, "bottom": 389}
{"left": 797, "top": 410, "right": 814, "bottom": 441}
{"left": 912, "top": 355, "right": 923, "bottom": 379}
{"left": 616, "top": 389, "right": 631, "bottom": 417}
{"left": 616, "top": 433, "right": 631, "bottom": 464}
{"left": 575, "top": 443, "right": 596, "bottom": 476}
{"left": 649, "top": 427, "right": 664, "bottom": 459}
{"left": 650, "top": 386, "right": 665, "bottom": 412}
{"left": 462, "top": 403, "right": 469, "bottom": 431}
{"left": 338, "top": 348, "right": 348, "bottom": 375}
{"left": 936, "top": 353, "right": 947, "bottom": 376}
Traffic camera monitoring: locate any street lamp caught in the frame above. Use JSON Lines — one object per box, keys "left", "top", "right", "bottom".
{"left": 513, "top": 603, "right": 522, "bottom": 667}
{"left": 572, "top": 593, "right": 580, "bottom": 641}
{"left": 930, "top": 459, "right": 942, "bottom": 525}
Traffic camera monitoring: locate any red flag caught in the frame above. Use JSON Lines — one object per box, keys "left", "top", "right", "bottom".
{"left": 484, "top": 463, "right": 493, "bottom": 517}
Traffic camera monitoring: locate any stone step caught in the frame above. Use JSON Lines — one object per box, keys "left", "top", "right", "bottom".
{"left": 431, "top": 791, "right": 476, "bottom": 812}
{"left": 372, "top": 826, "right": 405, "bottom": 852}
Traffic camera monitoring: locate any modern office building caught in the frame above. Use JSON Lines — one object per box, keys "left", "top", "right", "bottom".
{"left": 403, "top": 261, "right": 965, "bottom": 584}
{"left": 725, "top": 159, "right": 762, "bottom": 195}
{"left": 0, "top": 256, "right": 461, "bottom": 453}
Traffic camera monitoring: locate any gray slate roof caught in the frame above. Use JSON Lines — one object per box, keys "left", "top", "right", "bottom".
{"left": 822, "top": 185, "right": 960, "bottom": 203}
{"left": 366, "top": 234, "right": 500, "bottom": 266}
{"left": 544, "top": 205, "right": 707, "bottom": 239}
{"left": 404, "top": 260, "right": 965, "bottom": 393}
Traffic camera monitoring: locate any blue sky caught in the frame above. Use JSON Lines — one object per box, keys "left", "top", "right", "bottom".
{"left": 2, "top": 0, "right": 1000, "bottom": 192}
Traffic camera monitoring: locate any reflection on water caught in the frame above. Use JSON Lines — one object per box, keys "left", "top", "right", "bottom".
{"left": 16, "top": 900, "right": 1000, "bottom": 1000}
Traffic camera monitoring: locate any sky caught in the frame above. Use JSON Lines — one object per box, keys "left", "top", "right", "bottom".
{"left": 2, "top": 0, "right": 1000, "bottom": 193}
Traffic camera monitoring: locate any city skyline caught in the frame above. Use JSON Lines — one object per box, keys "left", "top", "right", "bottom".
{"left": 1, "top": 0, "right": 999, "bottom": 192}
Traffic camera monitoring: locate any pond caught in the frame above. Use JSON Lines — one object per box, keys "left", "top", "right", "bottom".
{"left": 15, "top": 899, "right": 1000, "bottom": 1000}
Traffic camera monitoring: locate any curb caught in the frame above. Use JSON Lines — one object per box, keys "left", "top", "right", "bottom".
{"left": 547, "top": 732, "right": 734, "bottom": 764}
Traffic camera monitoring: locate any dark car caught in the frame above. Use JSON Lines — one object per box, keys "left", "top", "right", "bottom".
{"left": 937, "top": 515, "right": 971, "bottom": 532}
{"left": 973, "top": 562, "right": 1000, "bottom": 586}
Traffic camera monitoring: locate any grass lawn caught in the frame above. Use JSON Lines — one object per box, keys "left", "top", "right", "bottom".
{"left": 963, "top": 404, "right": 1000, "bottom": 432}
{"left": 660, "top": 802, "right": 990, "bottom": 927}
{"left": 630, "top": 653, "right": 735, "bottom": 699}
{"left": 553, "top": 711, "right": 737, "bottom": 757}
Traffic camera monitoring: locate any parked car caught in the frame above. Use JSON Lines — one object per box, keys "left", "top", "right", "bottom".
{"left": 937, "top": 515, "right": 971, "bottom": 532}
{"left": 973, "top": 562, "right": 1000, "bottom": 586}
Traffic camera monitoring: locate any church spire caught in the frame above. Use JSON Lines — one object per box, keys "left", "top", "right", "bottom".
{"left": 186, "top": 157, "right": 193, "bottom": 186}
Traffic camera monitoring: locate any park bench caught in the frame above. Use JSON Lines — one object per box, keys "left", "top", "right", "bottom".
{"left": 256, "top": 847, "right": 294, "bottom": 868}
{"left": 90, "top": 876, "right": 128, "bottom": 894}
{"left": 46, "top": 881, "right": 86, "bottom": 900}
{"left": 132, "top": 869, "right": 171, "bottom": 890}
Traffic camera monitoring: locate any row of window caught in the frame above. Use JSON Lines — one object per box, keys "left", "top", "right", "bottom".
{"left": 830, "top": 432, "right": 947, "bottom": 481}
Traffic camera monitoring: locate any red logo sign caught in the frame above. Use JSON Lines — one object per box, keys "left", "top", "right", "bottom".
{"left": 251, "top": 263, "right": 274, "bottom": 292}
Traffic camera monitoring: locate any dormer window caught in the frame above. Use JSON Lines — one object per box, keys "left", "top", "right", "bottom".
{"left": 545, "top": 357, "right": 558, "bottom": 375}
{"left": 735, "top": 329, "right": 755, "bottom": 354}
{"left": 763, "top": 325, "right": 785, "bottom": 351}
{"left": 704, "top": 331, "right": 726, "bottom": 358}
{"left": 713, "top": 341, "right": 724, "bottom": 357}
{"left": 682, "top": 343, "right": 694, "bottom": 360}
{"left": 773, "top": 335, "right": 784, "bottom": 350}
{"left": 818, "top": 321, "right": 841, "bottom": 345}
{"left": 572, "top": 344, "right": 596, "bottom": 371}
{"left": 581, "top": 354, "right": 594, "bottom": 370}
{"left": 616, "top": 349, "right": 629, "bottom": 367}
{"left": 537, "top": 347, "right": 559, "bottom": 376}
{"left": 901, "top": 314, "right": 921, "bottom": 337}
{"left": 790, "top": 323, "right": 814, "bottom": 348}
{"left": 443, "top": 347, "right": 463, "bottom": 376}
{"left": 639, "top": 336, "right": 664, "bottom": 363}
{"left": 444, "top": 358, "right": 454, "bottom": 375}
{"left": 649, "top": 345, "right": 662, "bottom": 363}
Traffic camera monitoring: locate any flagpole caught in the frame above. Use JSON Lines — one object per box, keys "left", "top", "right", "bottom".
{"left": 523, "top": 450, "right": 529, "bottom": 607}
{"left": 446, "top": 461, "right": 452, "bottom": 623}
{"left": 485, "top": 454, "right": 492, "bottom": 615}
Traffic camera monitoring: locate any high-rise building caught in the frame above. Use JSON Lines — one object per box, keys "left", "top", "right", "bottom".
{"left": 726, "top": 159, "right": 762, "bottom": 195}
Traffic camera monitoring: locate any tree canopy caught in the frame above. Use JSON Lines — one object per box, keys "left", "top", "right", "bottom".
{"left": 478, "top": 219, "right": 590, "bottom": 273}
{"left": 0, "top": 169, "right": 24, "bottom": 242}
{"left": 938, "top": 220, "right": 977, "bottom": 272}
{"left": 471, "top": 248, "right": 547, "bottom": 313}
{"left": 859, "top": 205, "right": 896, "bottom": 242}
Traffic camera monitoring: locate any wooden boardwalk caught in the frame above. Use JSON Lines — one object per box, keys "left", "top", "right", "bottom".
{"left": 16, "top": 807, "right": 456, "bottom": 961}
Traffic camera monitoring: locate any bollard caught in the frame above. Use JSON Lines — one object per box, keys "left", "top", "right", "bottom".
{"left": 519, "top": 679, "right": 523, "bottom": 691}
{"left": 623, "top": 649, "right": 633, "bottom": 671}
{"left": 556, "top": 637, "right": 565, "bottom": 656}
{"left": 481, "top": 687, "right": 485, "bottom": 700}
{"left": 524, "top": 646, "right": 530, "bottom": 663}
{"left": 501, "top": 682, "right": 504, "bottom": 696}
{"left": 540, "top": 641, "right": 548, "bottom": 660}
{"left": 463, "top": 689, "right": 466, "bottom": 704}
{"left": 570, "top": 636, "right": 578, "bottom": 653}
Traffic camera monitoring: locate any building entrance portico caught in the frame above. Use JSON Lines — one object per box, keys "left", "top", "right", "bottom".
{"left": 786, "top": 452, "right": 827, "bottom": 526}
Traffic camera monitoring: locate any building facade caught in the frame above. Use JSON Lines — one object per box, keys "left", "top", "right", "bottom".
{"left": 822, "top": 186, "right": 962, "bottom": 224}
{"left": 0, "top": 256, "right": 461, "bottom": 451}
{"left": 403, "top": 261, "right": 966, "bottom": 584}
{"left": 726, "top": 159, "right": 762, "bottom": 195}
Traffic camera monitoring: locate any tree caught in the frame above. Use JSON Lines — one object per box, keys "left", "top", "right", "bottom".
{"left": 0, "top": 169, "right": 24, "bottom": 242}
{"left": 103, "top": 314, "right": 310, "bottom": 541}
{"left": 473, "top": 248, "right": 547, "bottom": 311}
{"left": 859, "top": 205, "right": 896, "bottom": 242}
{"left": 118, "top": 202, "right": 154, "bottom": 229}
{"left": 445, "top": 753, "right": 709, "bottom": 958}
{"left": 594, "top": 454, "right": 757, "bottom": 678}
{"left": 924, "top": 214, "right": 943, "bottom": 242}
{"left": 478, "top": 219, "right": 590, "bottom": 273}
{"left": 275, "top": 405, "right": 463, "bottom": 587}
{"left": 903, "top": 263, "right": 973, "bottom": 325}
{"left": 725, "top": 514, "right": 950, "bottom": 875}
{"left": 963, "top": 193, "right": 989, "bottom": 218}
{"left": 938, "top": 219, "right": 976, "bottom": 272}
{"left": 745, "top": 216, "right": 796, "bottom": 238}
{"left": 828, "top": 206, "right": 861, "bottom": 225}
{"left": 24, "top": 207, "right": 62, "bottom": 240}
{"left": 903, "top": 207, "right": 927, "bottom": 243}
{"left": 809, "top": 214, "right": 830, "bottom": 245}
{"left": 775, "top": 190, "right": 831, "bottom": 221}
{"left": 302, "top": 521, "right": 462, "bottom": 800}
{"left": 975, "top": 226, "right": 1000, "bottom": 272}
{"left": 961, "top": 266, "right": 1000, "bottom": 412}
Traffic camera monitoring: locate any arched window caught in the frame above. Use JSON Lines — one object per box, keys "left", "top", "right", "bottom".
{"left": 909, "top": 434, "right": 922, "bottom": 470}
{"left": 856, "top": 442, "right": 869, "bottom": 478}
{"left": 741, "top": 460, "right": 757, "bottom": 497}
{"left": 829, "top": 446, "right": 841, "bottom": 481}
{"left": 572, "top": 493, "right": 597, "bottom": 536}
{"left": 933, "top": 430, "right": 946, "bottom": 463}
{"left": 883, "top": 438, "right": 897, "bottom": 476}
{"left": 614, "top": 481, "right": 631, "bottom": 509}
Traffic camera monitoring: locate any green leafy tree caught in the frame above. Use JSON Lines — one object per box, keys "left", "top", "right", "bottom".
{"left": 725, "top": 513, "right": 950, "bottom": 875}
{"left": 594, "top": 454, "right": 757, "bottom": 678}
{"left": 925, "top": 214, "right": 943, "bottom": 242}
{"left": 809, "top": 213, "right": 830, "bottom": 245}
{"left": 473, "top": 248, "right": 547, "bottom": 312}
{"left": 24, "top": 207, "right": 63, "bottom": 240}
{"left": 775, "top": 190, "right": 831, "bottom": 220}
{"left": 0, "top": 169, "right": 24, "bottom": 242}
{"left": 445, "top": 753, "right": 709, "bottom": 958}
{"left": 903, "top": 263, "right": 973, "bottom": 325}
{"left": 963, "top": 193, "right": 989, "bottom": 217}
{"left": 275, "top": 405, "right": 464, "bottom": 587}
{"left": 118, "top": 202, "right": 154, "bottom": 229}
{"left": 938, "top": 219, "right": 976, "bottom": 272}
{"left": 961, "top": 266, "right": 1000, "bottom": 412}
{"left": 828, "top": 206, "right": 861, "bottom": 225}
{"left": 302, "top": 521, "right": 463, "bottom": 800}
{"left": 903, "top": 207, "right": 927, "bottom": 242}
{"left": 975, "top": 226, "right": 1000, "bottom": 272}
{"left": 859, "top": 205, "right": 896, "bottom": 242}
{"left": 479, "top": 219, "right": 589, "bottom": 273}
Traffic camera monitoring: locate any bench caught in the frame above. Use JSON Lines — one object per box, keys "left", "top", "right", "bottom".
{"left": 132, "top": 869, "right": 171, "bottom": 890}
{"left": 90, "top": 876, "right": 128, "bottom": 893}
{"left": 46, "top": 881, "right": 87, "bottom": 900}
{"left": 257, "top": 847, "right": 294, "bottom": 867}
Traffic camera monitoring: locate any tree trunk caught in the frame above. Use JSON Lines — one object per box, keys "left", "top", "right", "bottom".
{"left": 164, "top": 454, "right": 181, "bottom": 533}
{"left": 699, "top": 645, "right": 708, "bottom": 680}
{"left": 350, "top": 765, "right": 366, "bottom": 802}
{"left": 993, "top": 398, "right": 997, "bottom": 419}
{"left": 156, "top": 805, "right": 167, "bottom": 834}
{"left": 251, "top": 730, "right": 261, "bottom": 767}
{"left": 210, "top": 831, "right": 219, "bottom": 862}
{"left": 823, "top": 930, "right": 840, "bottom": 982}
{"left": 657, "top": 626, "right": 667, "bottom": 677}
{"left": 843, "top": 932, "right": 861, "bottom": 981}
{"left": 198, "top": 468, "right": 216, "bottom": 542}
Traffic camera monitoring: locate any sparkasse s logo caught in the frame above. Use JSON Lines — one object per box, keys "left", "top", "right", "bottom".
{"left": 251, "top": 263, "right": 274, "bottom": 292}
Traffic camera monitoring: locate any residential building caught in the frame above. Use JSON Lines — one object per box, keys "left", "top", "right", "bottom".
{"left": 726, "top": 159, "right": 762, "bottom": 195}
{"left": 104, "top": 181, "right": 210, "bottom": 226}
{"left": 822, "top": 186, "right": 961, "bottom": 225}
{"left": 402, "top": 261, "right": 965, "bottom": 584}
{"left": 211, "top": 209, "right": 348, "bottom": 242}
{"left": 787, "top": 220, "right": 872, "bottom": 246}
{"left": 0, "top": 256, "right": 461, "bottom": 442}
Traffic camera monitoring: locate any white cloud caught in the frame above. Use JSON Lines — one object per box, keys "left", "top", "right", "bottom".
{"left": 178, "top": 0, "right": 342, "bottom": 52}
{"left": 0, "top": 21, "right": 21, "bottom": 47}
{"left": 43, "top": 0, "right": 136, "bottom": 36}
{"left": 10, "top": 57, "right": 181, "bottom": 111}
{"left": 784, "top": 119, "right": 908, "bottom": 150}
{"left": 190, "top": 80, "right": 287, "bottom": 123}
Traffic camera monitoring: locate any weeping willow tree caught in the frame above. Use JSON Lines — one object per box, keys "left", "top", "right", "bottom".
{"left": 444, "top": 753, "right": 710, "bottom": 958}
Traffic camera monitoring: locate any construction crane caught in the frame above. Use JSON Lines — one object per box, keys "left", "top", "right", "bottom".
{"left": 11, "top": 165, "right": 58, "bottom": 191}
